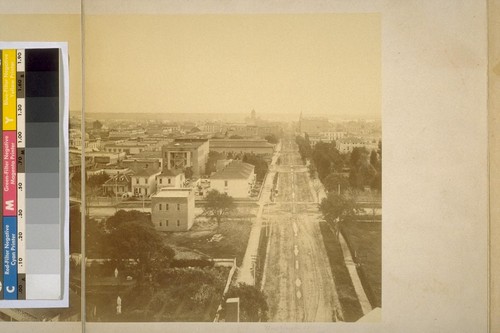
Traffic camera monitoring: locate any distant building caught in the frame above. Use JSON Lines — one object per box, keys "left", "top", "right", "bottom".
{"left": 104, "top": 142, "right": 148, "bottom": 155}
{"left": 86, "top": 152, "right": 124, "bottom": 166}
{"left": 156, "top": 168, "right": 186, "bottom": 190}
{"left": 151, "top": 188, "right": 195, "bottom": 231}
{"left": 131, "top": 168, "right": 161, "bottom": 197}
{"left": 320, "top": 131, "right": 346, "bottom": 141}
{"left": 336, "top": 137, "right": 379, "bottom": 154}
{"left": 200, "top": 122, "right": 223, "bottom": 133}
{"left": 161, "top": 140, "right": 209, "bottom": 177}
{"left": 122, "top": 157, "right": 162, "bottom": 172}
{"left": 209, "top": 139, "right": 274, "bottom": 157}
{"left": 210, "top": 160, "right": 256, "bottom": 198}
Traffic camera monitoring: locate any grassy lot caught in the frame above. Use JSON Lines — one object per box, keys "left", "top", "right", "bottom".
{"left": 319, "top": 221, "right": 364, "bottom": 322}
{"left": 341, "top": 221, "right": 382, "bottom": 308}
{"left": 163, "top": 206, "right": 256, "bottom": 265}
{"left": 87, "top": 267, "right": 230, "bottom": 322}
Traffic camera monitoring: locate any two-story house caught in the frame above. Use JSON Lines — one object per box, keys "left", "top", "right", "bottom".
{"left": 151, "top": 188, "right": 195, "bottom": 231}
{"left": 131, "top": 168, "right": 161, "bottom": 197}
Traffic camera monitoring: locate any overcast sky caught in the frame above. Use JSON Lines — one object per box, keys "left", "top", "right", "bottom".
{"left": 85, "top": 14, "right": 380, "bottom": 117}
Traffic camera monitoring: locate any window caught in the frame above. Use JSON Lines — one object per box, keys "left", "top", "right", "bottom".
{"left": 136, "top": 178, "right": 139, "bottom": 184}
{"left": 166, "top": 204, "right": 169, "bottom": 210}
{"left": 177, "top": 219, "right": 180, "bottom": 227}
{"left": 159, "top": 178, "right": 163, "bottom": 184}
{"left": 177, "top": 203, "right": 180, "bottom": 211}
{"left": 159, "top": 203, "right": 162, "bottom": 211}
{"left": 168, "top": 178, "right": 171, "bottom": 184}
{"left": 159, "top": 221, "right": 162, "bottom": 226}
{"left": 224, "top": 180, "right": 228, "bottom": 187}
{"left": 166, "top": 219, "right": 169, "bottom": 226}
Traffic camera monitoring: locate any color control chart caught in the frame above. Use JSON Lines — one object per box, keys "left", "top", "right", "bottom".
{"left": 0, "top": 43, "right": 69, "bottom": 308}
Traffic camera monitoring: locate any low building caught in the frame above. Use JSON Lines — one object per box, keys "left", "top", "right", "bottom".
{"left": 122, "top": 157, "right": 162, "bottom": 172}
{"left": 162, "top": 140, "right": 209, "bottom": 177}
{"left": 336, "top": 137, "right": 379, "bottom": 154}
{"left": 104, "top": 142, "right": 148, "bottom": 155}
{"left": 156, "top": 168, "right": 186, "bottom": 190}
{"left": 209, "top": 139, "right": 274, "bottom": 157}
{"left": 102, "top": 172, "right": 133, "bottom": 197}
{"left": 151, "top": 188, "right": 195, "bottom": 231}
{"left": 86, "top": 151, "right": 124, "bottom": 166}
{"left": 210, "top": 160, "right": 255, "bottom": 198}
{"left": 131, "top": 168, "right": 161, "bottom": 197}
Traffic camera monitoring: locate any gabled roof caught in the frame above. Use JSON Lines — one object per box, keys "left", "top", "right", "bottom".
{"left": 132, "top": 168, "right": 161, "bottom": 177}
{"left": 210, "top": 160, "right": 255, "bottom": 180}
{"left": 158, "top": 168, "right": 183, "bottom": 177}
{"left": 103, "top": 173, "right": 132, "bottom": 186}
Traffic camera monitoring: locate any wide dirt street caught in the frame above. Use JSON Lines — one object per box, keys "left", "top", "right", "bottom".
{"left": 263, "top": 136, "right": 342, "bottom": 322}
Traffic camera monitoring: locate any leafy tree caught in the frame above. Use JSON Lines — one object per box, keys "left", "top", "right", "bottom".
{"left": 295, "top": 135, "right": 312, "bottom": 162}
{"left": 308, "top": 162, "right": 317, "bottom": 178}
{"left": 323, "top": 173, "right": 350, "bottom": 194}
{"left": 203, "top": 190, "right": 235, "bottom": 228}
{"left": 264, "top": 134, "right": 278, "bottom": 144}
{"left": 69, "top": 204, "right": 82, "bottom": 254}
{"left": 320, "top": 192, "right": 360, "bottom": 238}
{"left": 184, "top": 167, "right": 193, "bottom": 179}
{"left": 225, "top": 283, "right": 269, "bottom": 322}
{"left": 87, "top": 172, "right": 110, "bottom": 190}
{"left": 205, "top": 151, "right": 224, "bottom": 175}
{"left": 349, "top": 147, "right": 376, "bottom": 190}
{"left": 372, "top": 141, "right": 382, "bottom": 192}
{"left": 370, "top": 150, "right": 379, "bottom": 169}
{"left": 103, "top": 210, "right": 175, "bottom": 279}
{"left": 93, "top": 120, "right": 103, "bottom": 130}
{"left": 85, "top": 217, "right": 106, "bottom": 258}
{"left": 311, "top": 142, "right": 344, "bottom": 180}
{"left": 243, "top": 153, "right": 268, "bottom": 181}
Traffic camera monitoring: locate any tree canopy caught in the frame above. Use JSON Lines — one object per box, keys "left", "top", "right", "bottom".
{"left": 323, "top": 173, "right": 350, "bottom": 194}
{"left": 264, "top": 134, "right": 278, "bottom": 144}
{"left": 349, "top": 147, "right": 377, "bottom": 190}
{"left": 295, "top": 135, "right": 312, "bottom": 162}
{"left": 102, "top": 210, "right": 175, "bottom": 278}
{"left": 243, "top": 153, "right": 268, "bottom": 181}
{"left": 319, "top": 192, "right": 360, "bottom": 237}
{"left": 225, "top": 283, "right": 269, "bottom": 322}
{"left": 203, "top": 190, "right": 235, "bottom": 227}
{"left": 205, "top": 151, "right": 224, "bottom": 175}
{"left": 311, "top": 142, "right": 345, "bottom": 180}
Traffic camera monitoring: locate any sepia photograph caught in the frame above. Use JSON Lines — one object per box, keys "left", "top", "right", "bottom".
{"left": 0, "top": 1, "right": 489, "bottom": 332}
{"left": 82, "top": 12, "right": 381, "bottom": 322}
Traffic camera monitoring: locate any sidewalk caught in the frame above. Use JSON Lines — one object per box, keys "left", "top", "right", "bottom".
{"left": 236, "top": 143, "right": 281, "bottom": 285}
{"left": 308, "top": 175, "right": 373, "bottom": 315}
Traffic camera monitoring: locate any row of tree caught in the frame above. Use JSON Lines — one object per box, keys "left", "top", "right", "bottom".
{"left": 296, "top": 135, "right": 382, "bottom": 192}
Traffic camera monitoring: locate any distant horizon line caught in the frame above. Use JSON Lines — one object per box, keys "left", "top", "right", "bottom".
{"left": 73, "top": 110, "right": 381, "bottom": 119}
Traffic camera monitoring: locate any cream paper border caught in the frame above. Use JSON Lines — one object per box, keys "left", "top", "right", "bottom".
{"left": 0, "top": 0, "right": 489, "bottom": 332}
{"left": 490, "top": 0, "right": 500, "bottom": 332}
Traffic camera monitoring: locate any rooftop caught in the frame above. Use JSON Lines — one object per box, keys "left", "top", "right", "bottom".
{"left": 132, "top": 168, "right": 161, "bottom": 177}
{"left": 164, "top": 141, "right": 206, "bottom": 149}
{"left": 153, "top": 188, "right": 192, "bottom": 198}
{"left": 209, "top": 139, "right": 274, "bottom": 149}
{"left": 211, "top": 160, "right": 255, "bottom": 180}
{"left": 158, "top": 168, "right": 184, "bottom": 177}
